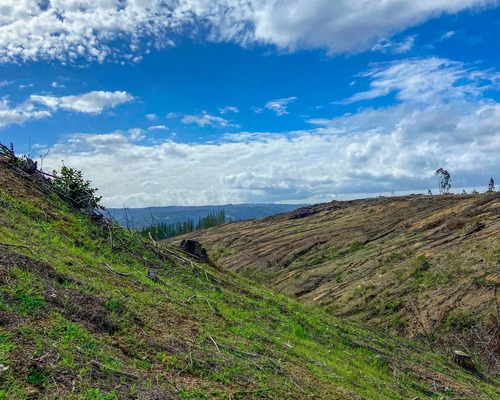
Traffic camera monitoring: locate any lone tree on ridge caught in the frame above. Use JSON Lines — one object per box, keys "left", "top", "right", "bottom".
{"left": 435, "top": 168, "right": 451, "bottom": 194}
{"left": 488, "top": 177, "right": 495, "bottom": 192}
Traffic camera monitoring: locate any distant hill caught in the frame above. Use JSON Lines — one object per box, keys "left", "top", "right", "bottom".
{"left": 107, "top": 203, "right": 305, "bottom": 229}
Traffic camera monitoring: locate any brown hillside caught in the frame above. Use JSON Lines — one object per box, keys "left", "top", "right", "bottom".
{"left": 174, "top": 194, "right": 500, "bottom": 372}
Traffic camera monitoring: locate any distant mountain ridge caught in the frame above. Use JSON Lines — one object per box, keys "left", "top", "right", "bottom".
{"left": 107, "top": 203, "right": 306, "bottom": 229}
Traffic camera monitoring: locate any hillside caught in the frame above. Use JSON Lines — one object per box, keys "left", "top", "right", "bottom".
{"left": 174, "top": 193, "right": 500, "bottom": 375}
{"left": 1, "top": 163, "right": 500, "bottom": 399}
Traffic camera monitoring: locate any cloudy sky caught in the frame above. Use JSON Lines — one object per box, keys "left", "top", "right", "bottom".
{"left": 1, "top": 0, "right": 499, "bottom": 207}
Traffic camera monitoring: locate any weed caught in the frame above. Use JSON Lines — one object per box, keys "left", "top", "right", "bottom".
{"left": 410, "top": 255, "right": 430, "bottom": 280}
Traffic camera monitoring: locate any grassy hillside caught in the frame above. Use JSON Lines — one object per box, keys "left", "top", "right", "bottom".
{"left": 175, "top": 193, "right": 500, "bottom": 376}
{"left": 1, "top": 164, "right": 500, "bottom": 399}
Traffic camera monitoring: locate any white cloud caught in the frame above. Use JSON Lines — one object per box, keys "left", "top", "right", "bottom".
{"left": 0, "top": 80, "right": 12, "bottom": 87}
{"left": 341, "top": 58, "right": 498, "bottom": 104}
{"left": 126, "top": 128, "right": 146, "bottom": 142}
{"left": 19, "top": 83, "right": 34, "bottom": 89}
{"left": 51, "top": 81, "right": 66, "bottom": 88}
{"left": 0, "top": 90, "right": 133, "bottom": 127}
{"left": 441, "top": 31, "right": 456, "bottom": 40}
{"left": 146, "top": 113, "right": 157, "bottom": 120}
{"left": 148, "top": 125, "right": 168, "bottom": 131}
{"left": 181, "top": 111, "right": 237, "bottom": 128}
{"left": 0, "top": 97, "right": 51, "bottom": 127}
{"left": 166, "top": 112, "right": 182, "bottom": 119}
{"left": 265, "top": 96, "right": 297, "bottom": 116}
{"left": 208, "top": 0, "right": 496, "bottom": 54}
{"left": 0, "top": 0, "right": 496, "bottom": 63}
{"left": 30, "top": 91, "right": 133, "bottom": 114}
{"left": 372, "top": 36, "right": 416, "bottom": 54}
{"left": 219, "top": 106, "right": 239, "bottom": 114}
{"left": 41, "top": 98, "right": 500, "bottom": 207}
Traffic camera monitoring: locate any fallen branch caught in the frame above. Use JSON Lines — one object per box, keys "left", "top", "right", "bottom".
{"left": 90, "top": 360, "right": 138, "bottom": 380}
{"left": 103, "top": 263, "right": 130, "bottom": 277}
{"left": 0, "top": 241, "right": 35, "bottom": 255}
{"left": 148, "top": 231, "right": 156, "bottom": 247}
{"left": 289, "top": 377, "right": 307, "bottom": 394}
{"left": 493, "top": 285, "right": 500, "bottom": 326}
{"left": 208, "top": 335, "right": 220, "bottom": 353}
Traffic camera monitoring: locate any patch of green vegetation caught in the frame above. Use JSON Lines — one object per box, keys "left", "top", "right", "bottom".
{"left": 338, "top": 241, "right": 365, "bottom": 258}
{"left": 410, "top": 255, "right": 430, "bottom": 280}
{"left": 444, "top": 309, "right": 480, "bottom": 332}
{"left": 380, "top": 252, "right": 406, "bottom": 265}
{"left": 84, "top": 388, "right": 117, "bottom": 400}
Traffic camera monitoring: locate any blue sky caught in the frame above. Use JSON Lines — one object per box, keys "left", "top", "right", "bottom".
{"left": 1, "top": 1, "right": 499, "bottom": 207}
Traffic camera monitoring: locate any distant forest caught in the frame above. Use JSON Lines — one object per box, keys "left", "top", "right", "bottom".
{"left": 140, "top": 210, "right": 226, "bottom": 240}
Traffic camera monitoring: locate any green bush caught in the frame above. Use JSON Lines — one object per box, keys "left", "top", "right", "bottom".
{"left": 51, "top": 165, "right": 103, "bottom": 210}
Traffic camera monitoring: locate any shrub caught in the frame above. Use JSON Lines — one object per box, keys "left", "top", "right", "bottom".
{"left": 51, "top": 165, "right": 103, "bottom": 210}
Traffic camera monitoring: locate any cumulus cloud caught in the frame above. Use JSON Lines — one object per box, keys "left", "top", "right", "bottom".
{"left": 341, "top": 58, "right": 498, "bottom": 104}
{"left": 0, "top": 97, "right": 51, "bottom": 127}
{"left": 265, "top": 96, "right": 297, "bottom": 116}
{"left": 146, "top": 113, "right": 157, "bottom": 120}
{"left": 181, "top": 111, "right": 237, "bottom": 128}
{"left": 41, "top": 97, "right": 500, "bottom": 207}
{"left": 30, "top": 91, "right": 133, "bottom": 114}
{"left": 0, "top": 0, "right": 497, "bottom": 63}
{"left": 0, "top": 90, "right": 133, "bottom": 127}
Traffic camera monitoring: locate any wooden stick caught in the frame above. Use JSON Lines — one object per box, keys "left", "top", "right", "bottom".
{"left": 0, "top": 241, "right": 35, "bottom": 255}
{"left": 90, "top": 360, "right": 138, "bottom": 380}
{"left": 103, "top": 263, "right": 130, "bottom": 277}
{"left": 208, "top": 335, "right": 220, "bottom": 352}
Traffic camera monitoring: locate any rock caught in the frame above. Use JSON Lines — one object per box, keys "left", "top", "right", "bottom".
{"left": 452, "top": 350, "right": 476, "bottom": 371}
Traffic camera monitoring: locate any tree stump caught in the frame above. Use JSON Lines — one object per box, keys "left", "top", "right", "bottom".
{"left": 147, "top": 269, "right": 157, "bottom": 282}
{"left": 452, "top": 350, "right": 475, "bottom": 371}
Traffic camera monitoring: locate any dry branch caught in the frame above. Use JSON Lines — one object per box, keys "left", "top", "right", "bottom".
{"left": 103, "top": 263, "right": 130, "bottom": 277}
{"left": 0, "top": 241, "right": 35, "bottom": 255}
{"left": 90, "top": 360, "right": 138, "bottom": 380}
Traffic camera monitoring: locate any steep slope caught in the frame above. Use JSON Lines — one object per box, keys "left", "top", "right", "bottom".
{"left": 174, "top": 193, "right": 500, "bottom": 374}
{"left": 1, "top": 163, "right": 500, "bottom": 399}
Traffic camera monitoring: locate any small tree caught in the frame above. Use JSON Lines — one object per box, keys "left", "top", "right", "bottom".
{"left": 51, "top": 165, "right": 103, "bottom": 210}
{"left": 435, "top": 168, "right": 451, "bottom": 194}
{"left": 487, "top": 177, "right": 495, "bottom": 193}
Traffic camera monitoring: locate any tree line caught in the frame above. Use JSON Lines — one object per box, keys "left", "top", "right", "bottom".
{"left": 140, "top": 210, "right": 226, "bottom": 240}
